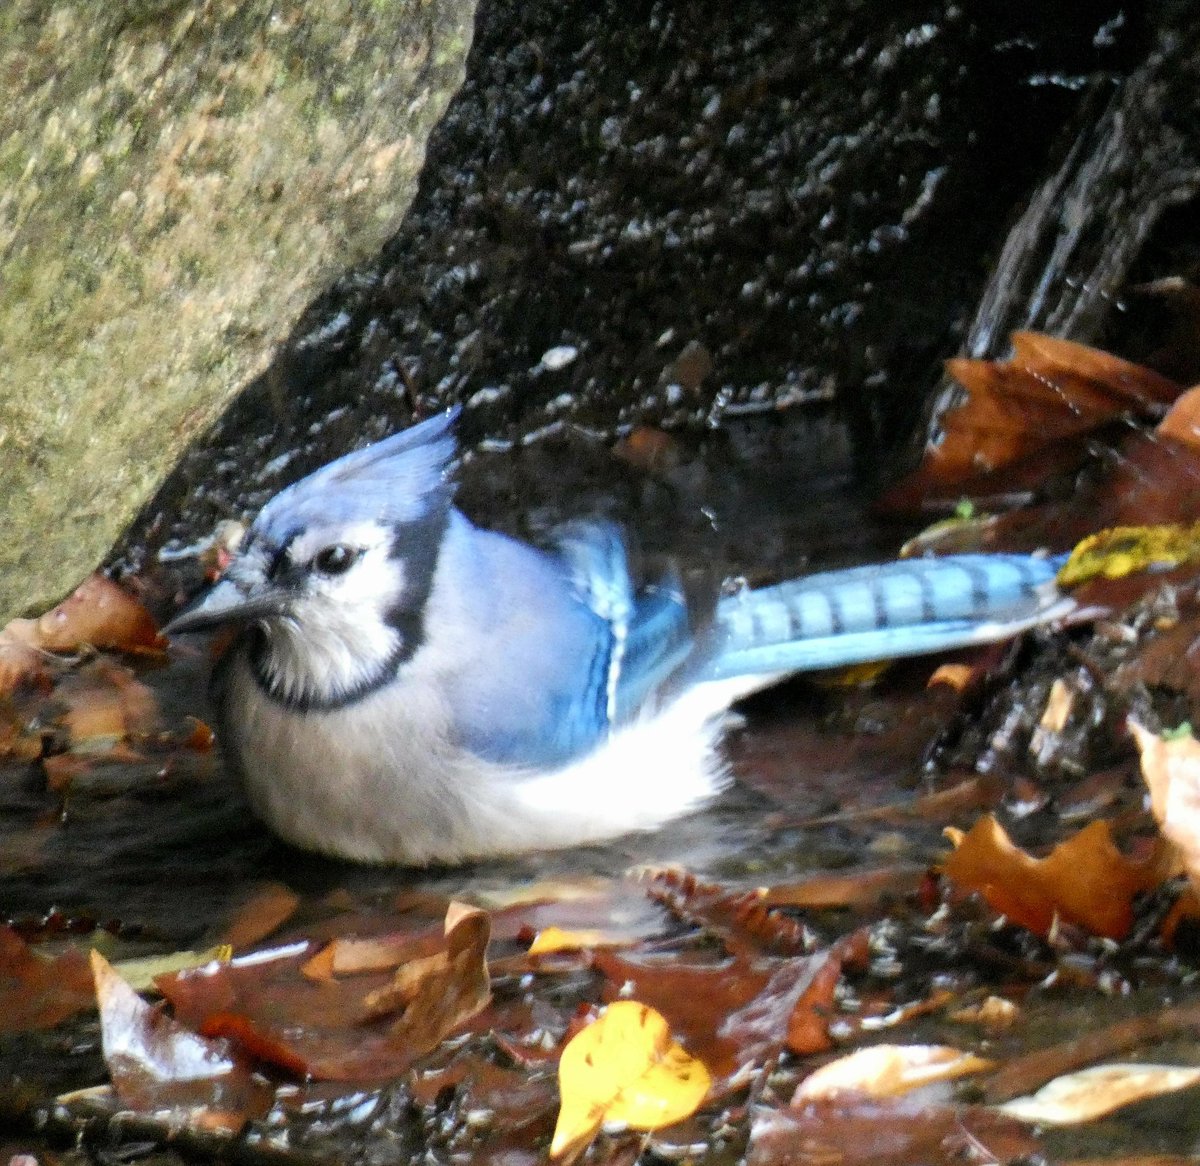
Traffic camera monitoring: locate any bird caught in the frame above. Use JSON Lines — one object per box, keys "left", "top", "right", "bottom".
{"left": 165, "top": 408, "right": 1072, "bottom": 865}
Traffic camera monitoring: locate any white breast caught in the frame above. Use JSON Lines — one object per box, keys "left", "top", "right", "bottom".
{"left": 218, "top": 646, "right": 745, "bottom": 865}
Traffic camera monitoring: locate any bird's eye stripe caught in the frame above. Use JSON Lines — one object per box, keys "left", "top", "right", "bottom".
{"left": 266, "top": 528, "right": 303, "bottom": 580}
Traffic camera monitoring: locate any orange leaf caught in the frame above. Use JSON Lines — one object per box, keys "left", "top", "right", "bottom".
{"left": 217, "top": 883, "right": 301, "bottom": 952}
{"left": 882, "top": 333, "right": 1182, "bottom": 511}
{"left": 527, "top": 925, "right": 634, "bottom": 954}
{"left": 1155, "top": 384, "right": 1200, "bottom": 450}
{"left": 0, "top": 927, "right": 95, "bottom": 1032}
{"left": 364, "top": 903, "right": 491, "bottom": 1038}
{"left": 6, "top": 574, "right": 165, "bottom": 656}
{"left": 0, "top": 631, "right": 51, "bottom": 697}
{"left": 941, "top": 814, "right": 1165, "bottom": 940}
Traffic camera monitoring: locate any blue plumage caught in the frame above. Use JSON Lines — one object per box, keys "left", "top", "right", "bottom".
{"left": 167, "top": 410, "right": 1074, "bottom": 864}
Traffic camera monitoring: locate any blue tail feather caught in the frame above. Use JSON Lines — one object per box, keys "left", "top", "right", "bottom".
{"left": 700, "top": 553, "right": 1069, "bottom": 681}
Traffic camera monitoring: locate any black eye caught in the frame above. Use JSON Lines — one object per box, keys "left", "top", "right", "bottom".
{"left": 313, "top": 544, "right": 357, "bottom": 576}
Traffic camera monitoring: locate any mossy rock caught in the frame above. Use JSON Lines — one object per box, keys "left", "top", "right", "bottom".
{"left": 0, "top": 0, "right": 475, "bottom": 618}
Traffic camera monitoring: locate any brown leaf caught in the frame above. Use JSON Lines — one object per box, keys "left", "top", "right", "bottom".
{"left": 942, "top": 814, "right": 1166, "bottom": 940}
{"left": 594, "top": 947, "right": 840, "bottom": 1086}
{"left": 998, "top": 1062, "right": 1200, "bottom": 1125}
{"left": 0, "top": 631, "right": 52, "bottom": 697}
{"left": 304, "top": 925, "right": 443, "bottom": 979}
{"left": 747, "top": 1097, "right": 1041, "bottom": 1166}
{"left": 979, "top": 1001, "right": 1200, "bottom": 1104}
{"left": 882, "top": 333, "right": 1183, "bottom": 513}
{"left": 217, "top": 883, "right": 302, "bottom": 952}
{"left": 593, "top": 949, "right": 768, "bottom": 1082}
{"left": 1155, "top": 383, "right": 1200, "bottom": 450}
{"left": 759, "top": 864, "right": 927, "bottom": 911}
{"left": 643, "top": 869, "right": 809, "bottom": 957}
{"left": 92, "top": 951, "right": 269, "bottom": 1132}
{"left": 6, "top": 574, "right": 166, "bottom": 657}
{"left": 159, "top": 904, "right": 492, "bottom": 1083}
{"left": 159, "top": 940, "right": 396, "bottom": 1080}
{"left": 0, "top": 927, "right": 95, "bottom": 1032}
{"left": 373, "top": 903, "right": 492, "bottom": 1056}
{"left": 54, "top": 660, "right": 161, "bottom": 752}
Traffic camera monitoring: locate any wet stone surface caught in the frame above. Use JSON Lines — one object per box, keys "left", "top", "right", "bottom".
{"left": 114, "top": 0, "right": 1140, "bottom": 576}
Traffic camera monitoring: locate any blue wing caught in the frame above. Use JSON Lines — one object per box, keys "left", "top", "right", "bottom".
{"left": 442, "top": 507, "right": 1070, "bottom": 770}
{"left": 441, "top": 517, "right": 691, "bottom": 770}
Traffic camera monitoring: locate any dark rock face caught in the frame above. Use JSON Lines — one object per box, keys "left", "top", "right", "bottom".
{"left": 121, "top": 0, "right": 1199, "bottom": 579}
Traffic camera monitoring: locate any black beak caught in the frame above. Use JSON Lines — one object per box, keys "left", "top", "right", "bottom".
{"left": 164, "top": 578, "right": 287, "bottom": 635}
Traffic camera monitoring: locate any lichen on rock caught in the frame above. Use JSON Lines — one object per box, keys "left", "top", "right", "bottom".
{"left": 0, "top": 0, "right": 475, "bottom": 618}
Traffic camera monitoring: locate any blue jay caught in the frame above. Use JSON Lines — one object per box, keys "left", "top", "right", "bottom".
{"left": 166, "top": 410, "right": 1071, "bottom": 865}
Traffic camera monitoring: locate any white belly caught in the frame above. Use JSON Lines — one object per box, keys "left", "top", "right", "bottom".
{"left": 219, "top": 650, "right": 742, "bottom": 865}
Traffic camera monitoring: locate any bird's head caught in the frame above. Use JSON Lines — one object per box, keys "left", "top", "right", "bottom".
{"left": 166, "top": 409, "right": 459, "bottom": 708}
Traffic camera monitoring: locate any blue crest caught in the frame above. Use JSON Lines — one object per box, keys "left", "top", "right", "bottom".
{"left": 254, "top": 408, "right": 459, "bottom": 544}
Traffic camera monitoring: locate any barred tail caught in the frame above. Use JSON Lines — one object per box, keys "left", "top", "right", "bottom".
{"left": 700, "top": 553, "right": 1070, "bottom": 681}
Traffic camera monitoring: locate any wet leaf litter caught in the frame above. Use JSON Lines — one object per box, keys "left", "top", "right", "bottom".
{"left": 9, "top": 339, "right": 1200, "bottom": 1161}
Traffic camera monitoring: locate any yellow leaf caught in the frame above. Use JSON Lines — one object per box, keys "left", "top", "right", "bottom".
{"left": 551, "top": 1001, "right": 710, "bottom": 1159}
{"left": 998, "top": 1062, "right": 1200, "bottom": 1124}
{"left": 114, "top": 945, "right": 232, "bottom": 993}
{"left": 795, "top": 1044, "right": 993, "bottom": 1100}
{"left": 528, "top": 926, "right": 631, "bottom": 955}
{"left": 1057, "top": 522, "right": 1200, "bottom": 586}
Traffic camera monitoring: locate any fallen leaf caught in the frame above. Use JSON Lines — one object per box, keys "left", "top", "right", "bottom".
{"left": 1058, "top": 523, "right": 1200, "bottom": 586}
{"left": 1130, "top": 721, "right": 1200, "bottom": 895}
{"left": 748, "top": 1097, "right": 1042, "bottom": 1166}
{"left": 613, "top": 426, "right": 683, "bottom": 472}
{"left": 92, "top": 951, "right": 269, "bottom": 1132}
{"left": 528, "top": 926, "right": 635, "bottom": 954}
{"left": 978, "top": 1001, "right": 1200, "bottom": 1105}
{"left": 1156, "top": 383, "right": 1200, "bottom": 450}
{"left": 0, "top": 632, "right": 51, "bottom": 696}
{"left": 363, "top": 903, "right": 492, "bottom": 1054}
{"left": 5, "top": 574, "right": 166, "bottom": 657}
{"left": 642, "top": 869, "right": 809, "bottom": 957}
{"left": 551, "top": 1001, "right": 711, "bottom": 1159}
{"left": 55, "top": 661, "right": 161, "bottom": 751}
{"left": 759, "top": 865, "right": 927, "bottom": 911}
{"left": 784, "top": 952, "right": 843, "bottom": 1056}
{"left": 882, "top": 333, "right": 1182, "bottom": 513}
{"left": 217, "top": 883, "right": 302, "bottom": 951}
{"left": 941, "top": 814, "right": 1166, "bottom": 940}
{"left": 0, "top": 927, "right": 95, "bottom": 1032}
{"left": 593, "top": 950, "right": 769, "bottom": 1081}
{"left": 160, "top": 904, "right": 491, "bottom": 1082}
{"left": 158, "top": 941, "right": 381, "bottom": 1080}
{"left": 795, "top": 1044, "right": 993, "bottom": 1100}
{"left": 948, "top": 995, "right": 1021, "bottom": 1030}
{"left": 113, "top": 947, "right": 232, "bottom": 993}
{"left": 998, "top": 1062, "right": 1200, "bottom": 1125}
{"left": 303, "top": 926, "right": 443, "bottom": 980}
{"left": 594, "top": 947, "right": 839, "bottom": 1085}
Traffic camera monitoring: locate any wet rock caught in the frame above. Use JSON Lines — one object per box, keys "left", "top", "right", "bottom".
{"left": 0, "top": 0, "right": 476, "bottom": 620}
{"left": 118, "top": 0, "right": 1169, "bottom": 577}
